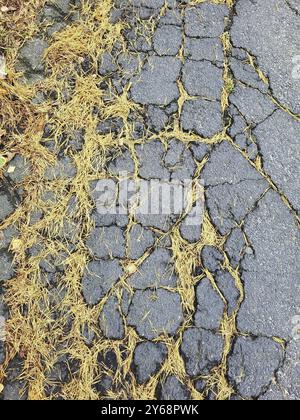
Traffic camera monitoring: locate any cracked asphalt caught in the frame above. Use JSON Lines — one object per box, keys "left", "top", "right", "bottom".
{"left": 0, "top": 0, "right": 299, "bottom": 401}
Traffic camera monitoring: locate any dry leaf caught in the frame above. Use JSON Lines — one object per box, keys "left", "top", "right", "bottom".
{"left": 7, "top": 165, "right": 15, "bottom": 174}
{"left": 1, "top": 6, "right": 17, "bottom": 12}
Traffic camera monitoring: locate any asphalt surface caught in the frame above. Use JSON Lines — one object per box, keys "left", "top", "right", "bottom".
{"left": 0, "top": 0, "right": 299, "bottom": 400}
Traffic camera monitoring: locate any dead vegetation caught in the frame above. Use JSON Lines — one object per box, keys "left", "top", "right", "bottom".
{"left": 0, "top": 0, "right": 246, "bottom": 401}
